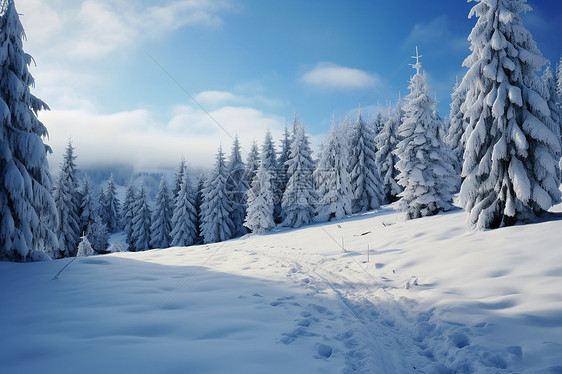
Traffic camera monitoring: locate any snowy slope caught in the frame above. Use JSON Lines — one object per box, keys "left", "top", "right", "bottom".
{"left": 1, "top": 203, "right": 562, "bottom": 374}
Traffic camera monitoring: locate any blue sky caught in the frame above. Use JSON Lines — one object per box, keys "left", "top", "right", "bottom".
{"left": 17, "top": 0, "right": 562, "bottom": 171}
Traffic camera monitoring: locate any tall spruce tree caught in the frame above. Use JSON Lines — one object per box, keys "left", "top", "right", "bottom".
{"left": 131, "top": 186, "right": 151, "bottom": 251}
{"left": 86, "top": 213, "right": 108, "bottom": 253}
{"left": 121, "top": 181, "right": 136, "bottom": 251}
{"left": 446, "top": 79, "right": 468, "bottom": 177}
{"left": 556, "top": 56, "right": 562, "bottom": 101}
{"left": 172, "top": 158, "right": 187, "bottom": 201}
{"left": 200, "top": 146, "right": 234, "bottom": 243}
{"left": 375, "top": 102, "right": 403, "bottom": 203}
{"left": 150, "top": 177, "right": 173, "bottom": 249}
{"left": 395, "top": 49, "right": 457, "bottom": 220}
{"left": 277, "top": 126, "right": 291, "bottom": 197}
{"left": 79, "top": 177, "right": 96, "bottom": 236}
{"left": 542, "top": 64, "right": 562, "bottom": 146}
{"left": 244, "top": 157, "right": 276, "bottom": 234}
{"left": 194, "top": 174, "right": 205, "bottom": 240}
{"left": 225, "top": 136, "right": 248, "bottom": 237}
{"left": 0, "top": 0, "right": 58, "bottom": 261}
{"left": 281, "top": 115, "right": 316, "bottom": 228}
{"left": 347, "top": 109, "right": 385, "bottom": 213}
{"left": 101, "top": 175, "right": 120, "bottom": 233}
{"left": 261, "top": 129, "right": 282, "bottom": 221}
{"left": 171, "top": 173, "right": 197, "bottom": 247}
{"left": 244, "top": 141, "right": 260, "bottom": 189}
{"left": 459, "top": 0, "right": 561, "bottom": 229}
{"left": 53, "top": 141, "right": 81, "bottom": 258}
{"left": 314, "top": 123, "right": 353, "bottom": 221}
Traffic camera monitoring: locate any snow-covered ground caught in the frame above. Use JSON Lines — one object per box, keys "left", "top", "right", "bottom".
{"left": 1, "top": 203, "right": 562, "bottom": 374}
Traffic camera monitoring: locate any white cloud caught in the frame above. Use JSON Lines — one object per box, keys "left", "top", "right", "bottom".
{"left": 404, "top": 15, "right": 468, "bottom": 53}
{"left": 194, "top": 90, "right": 285, "bottom": 108}
{"left": 41, "top": 101, "right": 286, "bottom": 172}
{"left": 300, "top": 62, "right": 379, "bottom": 90}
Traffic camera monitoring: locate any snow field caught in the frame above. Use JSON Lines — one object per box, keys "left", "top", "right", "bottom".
{"left": 1, "top": 203, "right": 562, "bottom": 373}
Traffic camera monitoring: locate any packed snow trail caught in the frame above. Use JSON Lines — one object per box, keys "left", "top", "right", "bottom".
{"left": 1, "top": 205, "right": 562, "bottom": 373}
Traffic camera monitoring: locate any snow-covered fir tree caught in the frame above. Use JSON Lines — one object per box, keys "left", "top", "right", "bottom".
{"left": 121, "top": 181, "right": 136, "bottom": 251}
{"left": 76, "top": 234, "right": 95, "bottom": 257}
{"left": 375, "top": 102, "right": 403, "bottom": 203}
{"left": 277, "top": 126, "right": 292, "bottom": 197}
{"left": 314, "top": 123, "right": 353, "bottom": 221}
{"left": 281, "top": 115, "right": 317, "bottom": 228}
{"left": 200, "top": 146, "right": 234, "bottom": 243}
{"left": 171, "top": 173, "right": 198, "bottom": 247}
{"left": 130, "top": 186, "right": 151, "bottom": 251}
{"left": 244, "top": 141, "right": 260, "bottom": 189}
{"left": 150, "top": 177, "right": 173, "bottom": 249}
{"left": 0, "top": 0, "right": 58, "bottom": 261}
{"left": 225, "top": 136, "right": 248, "bottom": 237}
{"left": 195, "top": 174, "right": 205, "bottom": 239}
{"left": 347, "top": 109, "right": 385, "bottom": 213}
{"left": 261, "top": 129, "right": 282, "bottom": 221}
{"left": 446, "top": 79, "right": 468, "bottom": 177}
{"left": 395, "top": 49, "right": 457, "bottom": 220}
{"left": 371, "top": 112, "right": 386, "bottom": 141}
{"left": 556, "top": 56, "right": 562, "bottom": 101}
{"left": 79, "top": 177, "right": 96, "bottom": 236}
{"left": 101, "top": 175, "right": 120, "bottom": 233}
{"left": 53, "top": 141, "right": 81, "bottom": 258}
{"left": 86, "top": 213, "right": 108, "bottom": 253}
{"left": 172, "top": 158, "right": 187, "bottom": 201}
{"left": 459, "top": 0, "right": 561, "bottom": 229}
{"left": 244, "top": 159, "right": 276, "bottom": 234}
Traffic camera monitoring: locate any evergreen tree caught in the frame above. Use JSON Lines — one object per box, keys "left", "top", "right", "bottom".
{"left": 375, "top": 102, "right": 403, "bottom": 203}
{"left": 172, "top": 158, "right": 187, "bottom": 201}
{"left": 102, "top": 175, "right": 121, "bottom": 233}
{"left": 150, "top": 177, "right": 173, "bottom": 249}
{"left": 347, "top": 109, "right": 385, "bottom": 213}
{"left": 130, "top": 186, "right": 151, "bottom": 251}
{"left": 459, "top": 0, "right": 561, "bottom": 229}
{"left": 542, "top": 64, "right": 562, "bottom": 146}
{"left": 0, "top": 0, "right": 58, "bottom": 261}
{"left": 244, "top": 161, "right": 276, "bottom": 234}
{"left": 314, "top": 123, "right": 353, "bottom": 221}
{"left": 121, "top": 181, "right": 136, "bottom": 251}
{"left": 225, "top": 136, "right": 248, "bottom": 237}
{"left": 277, "top": 126, "right": 291, "bottom": 196}
{"left": 200, "top": 146, "right": 234, "bottom": 243}
{"left": 76, "top": 234, "right": 95, "bottom": 257}
{"left": 445, "top": 79, "right": 468, "bottom": 177}
{"left": 79, "top": 177, "right": 96, "bottom": 236}
{"left": 86, "top": 213, "right": 108, "bottom": 253}
{"left": 53, "top": 141, "right": 81, "bottom": 258}
{"left": 195, "top": 174, "right": 206, "bottom": 239}
{"left": 371, "top": 112, "right": 386, "bottom": 141}
{"left": 244, "top": 141, "right": 260, "bottom": 188}
{"left": 281, "top": 115, "right": 316, "bottom": 228}
{"left": 396, "top": 49, "right": 457, "bottom": 220}
{"left": 171, "top": 173, "right": 197, "bottom": 247}
{"left": 556, "top": 56, "right": 562, "bottom": 101}
{"left": 261, "top": 129, "right": 282, "bottom": 221}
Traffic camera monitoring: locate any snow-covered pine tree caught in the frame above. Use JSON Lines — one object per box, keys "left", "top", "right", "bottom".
{"left": 150, "top": 176, "right": 173, "bottom": 249}
{"left": 53, "top": 141, "right": 81, "bottom": 258}
{"left": 0, "top": 0, "right": 58, "bottom": 261}
{"left": 395, "top": 49, "right": 457, "bottom": 220}
{"left": 277, "top": 126, "right": 291, "bottom": 197}
{"left": 244, "top": 141, "right": 260, "bottom": 189}
{"left": 171, "top": 173, "right": 197, "bottom": 247}
{"left": 281, "top": 115, "right": 316, "bottom": 228}
{"left": 556, "top": 56, "right": 562, "bottom": 101}
{"left": 195, "top": 174, "right": 205, "bottom": 239}
{"left": 79, "top": 177, "right": 96, "bottom": 235}
{"left": 446, "top": 79, "right": 468, "bottom": 177}
{"left": 261, "top": 129, "right": 282, "bottom": 221}
{"left": 371, "top": 112, "right": 386, "bottom": 142}
{"left": 314, "top": 122, "right": 353, "bottom": 221}
{"left": 225, "top": 136, "right": 248, "bottom": 237}
{"left": 172, "top": 158, "right": 186, "bottom": 201}
{"left": 244, "top": 159, "right": 276, "bottom": 234}
{"left": 130, "top": 186, "right": 151, "bottom": 251}
{"left": 102, "top": 175, "right": 121, "bottom": 233}
{"left": 200, "top": 146, "right": 234, "bottom": 243}
{"left": 375, "top": 101, "right": 403, "bottom": 203}
{"left": 76, "top": 234, "right": 95, "bottom": 257}
{"left": 459, "top": 0, "right": 561, "bottom": 229}
{"left": 347, "top": 109, "right": 385, "bottom": 213}
{"left": 121, "top": 181, "right": 136, "bottom": 250}
{"left": 86, "top": 213, "right": 108, "bottom": 253}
